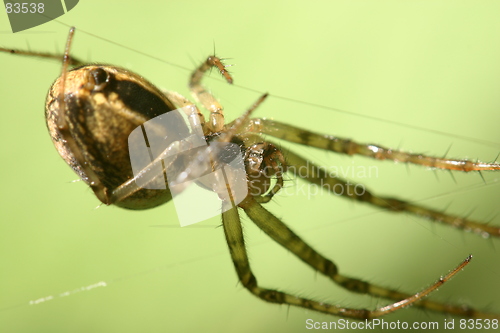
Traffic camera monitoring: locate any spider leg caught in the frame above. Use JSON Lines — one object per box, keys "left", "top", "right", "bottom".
{"left": 189, "top": 56, "right": 233, "bottom": 132}
{"left": 226, "top": 197, "right": 496, "bottom": 318}
{"left": 249, "top": 119, "right": 500, "bottom": 172}
{"left": 161, "top": 90, "right": 207, "bottom": 132}
{"left": 109, "top": 140, "right": 190, "bottom": 203}
{"left": 280, "top": 147, "right": 500, "bottom": 238}
{"left": 0, "top": 47, "right": 84, "bottom": 66}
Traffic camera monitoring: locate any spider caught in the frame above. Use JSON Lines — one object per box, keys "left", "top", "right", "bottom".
{"left": 2, "top": 27, "right": 500, "bottom": 321}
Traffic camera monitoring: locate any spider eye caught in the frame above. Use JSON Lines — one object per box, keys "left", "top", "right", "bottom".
{"left": 88, "top": 67, "right": 109, "bottom": 91}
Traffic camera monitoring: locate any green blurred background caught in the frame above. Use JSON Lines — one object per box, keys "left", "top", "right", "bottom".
{"left": 1, "top": 1, "right": 499, "bottom": 332}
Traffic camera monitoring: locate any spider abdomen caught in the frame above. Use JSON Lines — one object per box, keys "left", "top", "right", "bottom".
{"left": 45, "top": 65, "right": 183, "bottom": 209}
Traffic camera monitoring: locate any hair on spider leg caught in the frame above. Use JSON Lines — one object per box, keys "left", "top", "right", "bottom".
{"left": 494, "top": 152, "right": 500, "bottom": 163}
{"left": 198, "top": 54, "right": 234, "bottom": 84}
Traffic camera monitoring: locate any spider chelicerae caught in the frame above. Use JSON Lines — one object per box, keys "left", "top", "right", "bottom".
{"left": 2, "top": 27, "right": 499, "bottom": 321}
